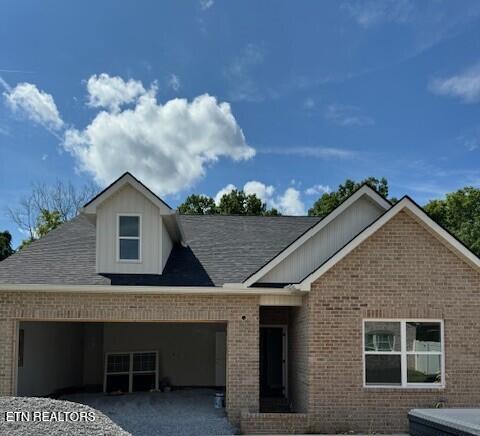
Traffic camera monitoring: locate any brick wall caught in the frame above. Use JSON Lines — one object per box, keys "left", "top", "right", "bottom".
{"left": 0, "top": 319, "right": 16, "bottom": 396}
{"left": 2, "top": 209, "right": 480, "bottom": 433}
{"left": 288, "top": 300, "right": 309, "bottom": 413}
{"left": 0, "top": 293, "right": 260, "bottom": 423}
{"left": 306, "top": 210, "right": 480, "bottom": 433}
{"left": 240, "top": 411, "right": 310, "bottom": 434}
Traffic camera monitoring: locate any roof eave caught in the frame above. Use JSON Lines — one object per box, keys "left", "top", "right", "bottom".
{"left": 0, "top": 283, "right": 307, "bottom": 295}
{"left": 82, "top": 172, "right": 173, "bottom": 215}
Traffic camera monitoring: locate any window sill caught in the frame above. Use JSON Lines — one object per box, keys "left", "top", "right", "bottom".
{"left": 363, "top": 384, "right": 445, "bottom": 390}
{"left": 117, "top": 260, "right": 142, "bottom": 264}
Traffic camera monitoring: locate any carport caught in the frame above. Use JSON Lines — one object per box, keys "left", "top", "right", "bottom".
{"left": 16, "top": 321, "right": 227, "bottom": 397}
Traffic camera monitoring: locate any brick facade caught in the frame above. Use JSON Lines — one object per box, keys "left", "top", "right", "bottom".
{"left": 306, "top": 211, "right": 480, "bottom": 433}
{"left": 1, "top": 210, "right": 480, "bottom": 434}
{"left": 288, "top": 302, "right": 309, "bottom": 413}
{"left": 0, "top": 293, "right": 260, "bottom": 423}
{"left": 240, "top": 411, "right": 310, "bottom": 434}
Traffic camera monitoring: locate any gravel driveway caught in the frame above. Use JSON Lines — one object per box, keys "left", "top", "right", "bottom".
{"left": 0, "top": 396, "right": 129, "bottom": 435}
{"left": 62, "top": 389, "right": 237, "bottom": 436}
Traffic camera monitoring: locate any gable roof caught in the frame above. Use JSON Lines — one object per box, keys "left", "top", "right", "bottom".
{"left": 296, "top": 196, "right": 480, "bottom": 290}
{"left": 2, "top": 178, "right": 478, "bottom": 291}
{"left": 0, "top": 214, "right": 320, "bottom": 286}
{"left": 241, "top": 185, "right": 391, "bottom": 286}
{"left": 82, "top": 172, "right": 173, "bottom": 214}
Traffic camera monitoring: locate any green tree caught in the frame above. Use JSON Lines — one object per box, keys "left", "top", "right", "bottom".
{"left": 18, "top": 209, "right": 63, "bottom": 250}
{"left": 177, "top": 195, "right": 218, "bottom": 215}
{"left": 36, "top": 209, "right": 63, "bottom": 238}
{"left": 177, "top": 190, "right": 281, "bottom": 216}
{"left": 308, "top": 177, "right": 390, "bottom": 218}
{"left": 0, "top": 230, "right": 14, "bottom": 261}
{"left": 17, "top": 237, "right": 35, "bottom": 251}
{"left": 217, "top": 190, "right": 280, "bottom": 215}
{"left": 424, "top": 187, "right": 480, "bottom": 256}
{"left": 8, "top": 179, "right": 96, "bottom": 240}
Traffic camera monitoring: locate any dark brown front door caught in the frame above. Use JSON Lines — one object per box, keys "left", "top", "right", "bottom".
{"left": 260, "top": 327, "right": 284, "bottom": 397}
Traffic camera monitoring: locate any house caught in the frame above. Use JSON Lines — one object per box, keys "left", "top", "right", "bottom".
{"left": 1, "top": 172, "right": 479, "bottom": 434}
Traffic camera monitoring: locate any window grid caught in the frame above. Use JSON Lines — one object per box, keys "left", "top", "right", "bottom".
{"left": 104, "top": 351, "right": 158, "bottom": 393}
{"left": 116, "top": 214, "right": 142, "bottom": 262}
{"left": 363, "top": 319, "right": 444, "bottom": 389}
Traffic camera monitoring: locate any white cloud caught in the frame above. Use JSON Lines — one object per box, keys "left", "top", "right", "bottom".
{"left": 243, "top": 180, "right": 275, "bottom": 203}
{"left": 168, "top": 74, "right": 181, "bottom": 92}
{"left": 465, "top": 138, "right": 479, "bottom": 151}
{"left": 457, "top": 134, "right": 479, "bottom": 152}
{"left": 64, "top": 83, "right": 255, "bottom": 196}
{"left": 224, "top": 44, "right": 265, "bottom": 102}
{"left": 324, "top": 104, "right": 375, "bottom": 127}
{"left": 343, "top": 0, "right": 413, "bottom": 28}
{"left": 41, "top": 153, "right": 48, "bottom": 161}
{"left": 429, "top": 63, "right": 480, "bottom": 103}
{"left": 214, "top": 183, "right": 236, "bottom": 205}
{"left": 86, "top": 73, "right": 146, "bottom": 112}
{"left": 3, "top": 82, "right": 63, "bottom": 130}
{"left": 305, "top": 184, "right": 331, "bottom": 196}
{"left": 275, "top": 187, "right": 305, "bottom": 215}
{"left": 261, "top": 146, "right": 356, "bottom": 159}
{"left": 3, "top": 75, "right": 256, "bottom": 198}
{"left": 200, "top": 0, "right": 214, "bottom": 10}
{"left": 214, "top": 181, "right": 306, "bottom": 215}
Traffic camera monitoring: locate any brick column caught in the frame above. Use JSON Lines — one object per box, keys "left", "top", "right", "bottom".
{"left": 226, "top": 316, "right": 259, "bottom": 423}
{"left": 0, "top": 319, "right": 16, "bottom": 395}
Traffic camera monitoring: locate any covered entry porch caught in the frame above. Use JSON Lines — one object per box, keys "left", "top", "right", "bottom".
{"left": 259, "top": 304, "right": 307, "bottom": 414}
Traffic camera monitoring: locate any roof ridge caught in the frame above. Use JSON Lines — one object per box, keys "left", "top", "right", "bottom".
{"left": 178, "top": 214, "right": 320, "bottom": 218}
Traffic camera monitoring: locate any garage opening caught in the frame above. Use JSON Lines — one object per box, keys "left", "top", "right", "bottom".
{"left": 16, "top": 321, "right": 227, "bottom": 397}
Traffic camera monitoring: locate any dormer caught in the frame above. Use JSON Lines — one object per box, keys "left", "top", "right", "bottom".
{"left": 82, "top": 173, "right": 184, "bottom": 275}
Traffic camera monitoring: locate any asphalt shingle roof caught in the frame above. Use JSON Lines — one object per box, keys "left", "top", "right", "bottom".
{"left": 0, "top": 214, "right": 321, "bottom": 287}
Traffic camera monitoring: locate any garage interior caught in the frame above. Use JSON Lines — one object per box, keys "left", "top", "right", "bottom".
{"left": 16, "top": 321, "right": 227, "bottom": 398}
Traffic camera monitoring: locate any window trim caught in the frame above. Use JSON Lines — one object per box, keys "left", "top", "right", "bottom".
{"left": 18, "top": 329, "right": 24, "bottom": 368}
{"left": 116, "top": 213, "right": 142, "bottom": 263}
{"left": 104, "top": 350, "right": 159, "bottom": 393}
{"left": 362, "top": 319, "right": 445, "bottom": 389}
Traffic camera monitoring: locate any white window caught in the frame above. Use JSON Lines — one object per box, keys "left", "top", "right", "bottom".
{"left": 363, "top": 320, "right": 444, "bottom": 388}
{"left": 117, "top": 214, "right": 141, "bottom": 262}
{"left": 104, "top": 351, "right": 158, "bottom": 393}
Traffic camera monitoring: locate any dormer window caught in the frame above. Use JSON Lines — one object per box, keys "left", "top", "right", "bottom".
{"left": 117, "top": 214, "right": 141, "bottom": 262}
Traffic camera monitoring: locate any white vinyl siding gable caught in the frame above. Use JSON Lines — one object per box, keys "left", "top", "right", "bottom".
{"left": 258, "top": 196, "right": 384, "bottom": 283}
{"left": 161, "top": 217, "right": 173, "bottom": 270}
{"left": 96, "top": 184, "right": 164, "bottom": 274}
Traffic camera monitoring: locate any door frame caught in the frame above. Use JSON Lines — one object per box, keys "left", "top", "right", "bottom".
{"left": 260, "top": 324, "right": 288, "bottom": 399}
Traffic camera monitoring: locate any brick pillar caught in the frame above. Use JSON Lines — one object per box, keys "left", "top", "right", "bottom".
{"left": 0, "top": 319, "right": 16, "bottom": 395}
{"left": 226, "top": 316, "right": 259, "bottom": 423}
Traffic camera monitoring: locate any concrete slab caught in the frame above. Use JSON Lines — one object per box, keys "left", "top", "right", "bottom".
{"left": 62, "top": 389, "right": 237, "bottom": 436}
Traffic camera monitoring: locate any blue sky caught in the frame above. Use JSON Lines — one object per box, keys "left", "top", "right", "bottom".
{"left": 1, "top": 0, "right": 480, "bottom": 246}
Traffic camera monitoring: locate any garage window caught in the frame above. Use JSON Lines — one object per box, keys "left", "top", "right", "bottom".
{"left": 364, "top": 320, "right": 444, "bottom": 388}
{"left": 105, "top": 351, "right": 158, "bottom": 393}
